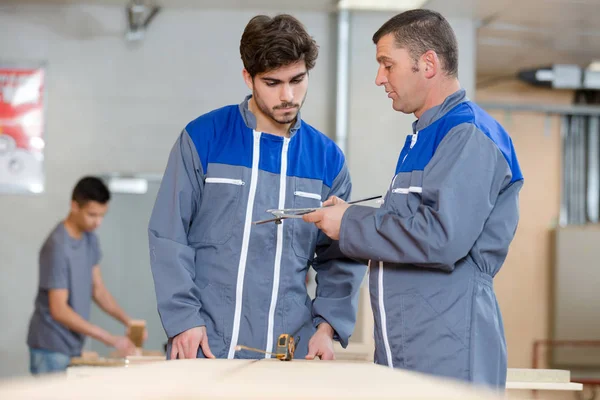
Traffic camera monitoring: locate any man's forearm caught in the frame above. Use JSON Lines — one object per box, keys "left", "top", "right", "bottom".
{"left": 94, "top": 288, "right": 131, "bottom": 326}
{"left": 94, "top": 288, "right": 130, "bottom": 326}
{"left": 51, "top": 304, "right": 115, "bottom": 347}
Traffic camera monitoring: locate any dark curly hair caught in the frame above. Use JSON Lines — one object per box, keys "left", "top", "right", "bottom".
{"left": 240, "top": 14, "right": 319, "bottom": 78}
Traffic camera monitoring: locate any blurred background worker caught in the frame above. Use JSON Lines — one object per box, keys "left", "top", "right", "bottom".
{"left": 26, "top": 177, "right": 146, "bottom": 375}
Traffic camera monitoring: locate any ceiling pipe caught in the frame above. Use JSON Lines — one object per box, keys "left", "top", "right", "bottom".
{"left": 335, "top": 6, "right": 351, "bottom": 156}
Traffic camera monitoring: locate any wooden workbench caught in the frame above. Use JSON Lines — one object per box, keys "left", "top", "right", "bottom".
{"left": 0, "top": 359, "right": 506, "bottom": 400}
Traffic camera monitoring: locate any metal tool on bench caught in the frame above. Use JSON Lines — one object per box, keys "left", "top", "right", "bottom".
{"left": 235, "top": 333, "right": 296, "bottom": 361}
{"left": 252, "top": 195, "right": 383, "bottom": 225}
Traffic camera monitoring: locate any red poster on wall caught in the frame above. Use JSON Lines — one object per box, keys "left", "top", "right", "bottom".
{"left": 0, "top": 64, "right": 46, "bottom": 194}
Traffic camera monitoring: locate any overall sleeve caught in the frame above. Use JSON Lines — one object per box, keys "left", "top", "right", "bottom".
{"left": 339, "top": 123, "right": 515, "bottom": 271}
{"left": 149, "top": 130, "right": 205, "bottom": 338}
{"left": 312, "top": 163, "right": 367, "bottom": 347}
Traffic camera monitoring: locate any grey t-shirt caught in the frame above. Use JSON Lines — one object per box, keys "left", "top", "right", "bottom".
{"left": 27, "top": 222, "right": 101, "bottom": 356}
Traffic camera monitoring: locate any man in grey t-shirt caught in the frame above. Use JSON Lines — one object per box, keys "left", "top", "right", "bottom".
{"left": 27, "top": 176, "right": 146, "bottom": 375}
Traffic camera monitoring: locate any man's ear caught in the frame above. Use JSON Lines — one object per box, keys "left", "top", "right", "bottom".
{"left": 422, "top": 50, "right": 439, "bottom": 79}
{"left": 70, "top": 200, "right": 79, "bottom": 214}
{"left": 242, "top": 69, "right": 254, "bottom": 91}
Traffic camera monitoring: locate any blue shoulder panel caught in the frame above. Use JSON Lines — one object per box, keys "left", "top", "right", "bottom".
{"left": 186, "top": 108, "right": 345, "bottom": 187}
{"left": 396, "top": 102, "right": 523, "bottom": 184}
{"left": 288, "top": 122, "right": 345, "bottom": 188}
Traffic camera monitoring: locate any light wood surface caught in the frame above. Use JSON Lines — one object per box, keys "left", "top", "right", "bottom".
{"left": 505, "top": 382, "right": 583, "bottom": 391}
{"left": 0, "top": 359, "right": 506, "bottom": 400}
{"left": 505, "top": 368, "right": 583, "bottom": 391}
{"left": 69, "top": 354, "right": 165, "bottom": 367}
{"left": 507, "top": 368, "right": 570, "bottom": 383}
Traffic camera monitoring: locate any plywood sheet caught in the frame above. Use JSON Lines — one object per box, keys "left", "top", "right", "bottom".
{"left": 0, "top": 359, "right": 505, "bottom": 400}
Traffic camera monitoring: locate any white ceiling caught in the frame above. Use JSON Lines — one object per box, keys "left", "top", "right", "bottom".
{"left": 3, "top": 0, "right": 599, "bottom": 83}
{"left": 425, "top": 0, "right": 600, "bottom": 83}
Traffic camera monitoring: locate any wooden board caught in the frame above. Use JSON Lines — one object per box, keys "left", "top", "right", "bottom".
{"left": 0, "top": 359, "right": 506, "bottom": 400}
{"left": 69, "top": 357, "right": 126, "bottom": 367}
{"left": 69, "top": 354, "right": 165, "bottom": 367}
{"left": 505, "top": 368, "right": 582, "bottom": 392}
{"left": 128, "top": 319, "right": 147, "bottom": 348}
{"left": 505, "top": 382, "right": 583, "bottom": 391}
{"left": 507, "top": 368, "right": 570, "bottom": 383}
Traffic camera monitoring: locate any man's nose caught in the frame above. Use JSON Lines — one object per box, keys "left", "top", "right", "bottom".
{"left": 280, "top": 84, "right": 293, "bottom": 103}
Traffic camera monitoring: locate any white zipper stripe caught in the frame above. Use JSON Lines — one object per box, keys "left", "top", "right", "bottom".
{"left": 227, "top": 130, "right": 261, "bottom": 359}
{"left": 378, "top": 261, "right": 393, "bottom": 368}
{"left": 293, "top": 191, "right": 322, "bottom": 201}
{"left": 401, "top": 131, "right": 418, "bottom": 164}
{"left": 410, "top": 131, "right": 419, "bottom": 149}
{"left": 205, "top": 177, "right": 245, "bottom": 185}
{"left": 265, "top": 137, "right": 290, "bottom": 357}
{"left": 391, "top": 186, "right": 422, "bottom": 194}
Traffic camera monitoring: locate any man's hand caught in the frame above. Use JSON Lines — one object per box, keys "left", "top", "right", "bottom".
{"left": 171, "top": 326, "right": 215, "bottom": 360}
{"left": 302, "top": 196, "right": 350, "bottom": 240}
{"left": 306, "top": 323, "right": 336, "bottom": 360}
{"left": 111, "top": 335, "right": 139, "bottom": 357}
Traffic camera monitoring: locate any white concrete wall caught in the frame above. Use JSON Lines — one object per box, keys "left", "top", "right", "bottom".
{"left": 0, "top": 3, "right": 475, "bottom": 377}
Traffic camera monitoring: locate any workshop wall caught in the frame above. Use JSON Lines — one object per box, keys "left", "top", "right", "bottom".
{"left": 477, "top": 80, "right": 571, "bottom": 369}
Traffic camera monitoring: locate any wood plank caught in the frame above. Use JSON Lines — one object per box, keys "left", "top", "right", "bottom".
{"left": 506, "top": 382, "right": 583, "bottom": 391}
{"left": 127, "top": 320, "right": 146, "bottom": 348}
{"left": 507, "top": 368, "right": 570, "bottom": 383}
{"left": 0, "top": 359, "right": 506, "bottom": 400}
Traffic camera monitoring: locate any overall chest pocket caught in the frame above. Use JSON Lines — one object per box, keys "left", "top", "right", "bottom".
{"left": 387, "top": 171, "right": 423, "bottom": 218}
{"left": 291, "top": 183, "right": 322, "bottom": 260}
{"left": 189, "top": 177, "right": 244, "bottom": 245}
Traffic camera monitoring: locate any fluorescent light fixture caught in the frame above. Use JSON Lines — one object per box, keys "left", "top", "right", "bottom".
{"left": 518, "top": 65, "right": 580, "bottom": 89}
{"left": 535, "top": 69, "right": 554, "bottom": 82}
{"left": 552, "top": 64, "right": 582, "bottom": 89}
{"left": 107, "top": 177, "right": 148, "bottom": 194}
{"left": 584, "top": 70, "right": 600, "bottom": 90}
{"left": 519, "top": 64, "right": 600, "bottom": 90}
{"left": 338, "top": 0, "right": 428, "bottom": 11}
{"left": 29, "top": 183, "right": 44, "bottom": 194}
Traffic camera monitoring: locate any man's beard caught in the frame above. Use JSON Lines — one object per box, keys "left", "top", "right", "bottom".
{"left": 254, "top": 90, "right": 305, "bottom": 125}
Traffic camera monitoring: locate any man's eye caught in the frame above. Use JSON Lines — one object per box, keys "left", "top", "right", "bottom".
{"left": 266, "top": 82, "right": 278, "bottom": 87}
